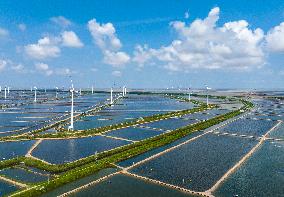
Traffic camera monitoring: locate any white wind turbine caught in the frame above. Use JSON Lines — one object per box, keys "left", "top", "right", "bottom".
{"left": 205, "top": 85, "right": 211, "bottom": 106}
{"left": 4, "top": 86, "right": 7, "bottom": 100}
{"left": 34, "top": 86, "right": 37, "bottom": 102}
{"left": 92, "top": 85, "right": 94, "bottom": 94}
{"left": 55, "top": 87, "right": 59, "bottom": 99}
{"left": 68, "top": 81, "right": 74, "bottom": 131}
{"left": 110, "top": 87, "right": 113, "bottom": 105}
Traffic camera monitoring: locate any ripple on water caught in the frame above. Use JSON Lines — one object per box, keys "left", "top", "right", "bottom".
{"left": 70, "top": 174, "right": 193, "bottom": 197}
{"left": 32, "top": 136, "right": 132, "bottom": 164}
{"left": 130, "top": 133, "right": 257, "bottom": 191}
{"left": 214, "top": 141, "right": 284, "bottom": 197}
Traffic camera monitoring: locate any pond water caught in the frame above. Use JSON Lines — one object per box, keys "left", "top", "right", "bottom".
{"left": 32, "top": 136, "right": 132, "bottom": 164}
{"left": 0, "top": 140, "right": 35, "bottom": 161}
{"left": 219, "top": 118, "right": 277, "bottom": 136}
{"left": 71, "top": 174, "right": 193, "bottom": 197}
{"left": 214, "top": 141, "right": 284, "bottom": 197}
{"left": 0, "top": 180, "right": 18, "bottom": 196}
{"left": 0, "top": 167, "right": 48, "bottom": 183}
{"left": 131, "top": 134, "right": 257, "bottom": 192}
{"left": 105, "top": 127, "right": 163, "bottom": 141}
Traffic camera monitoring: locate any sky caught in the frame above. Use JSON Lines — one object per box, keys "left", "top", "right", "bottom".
{"left": 0, "top": 0, "right": 284, "bottom": 90}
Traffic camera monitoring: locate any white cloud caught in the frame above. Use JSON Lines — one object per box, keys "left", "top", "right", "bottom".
{"left": 88, "top": 19, "right": 130, "bottom": 67}
{"left": 55, "top": 68, "right": 73, "bottom": 76}
{"left": 266, "top": 22, "right": 284, "bottom": 52}
{"left": 112, "top": 70, "right": 122, "bottom": 77}
{"left": 11, "top": 64, "right": 25, "bottom": 73}
{"left": 50, "top": 16, "right": 72, "bottom": 28}
{"left": 133, "top": 7, "right": 265, "bottom": 71}
{"left": 91, "top": 68, "right": 98, "bottom": 72}
{"left": 184, "top": 11, "right": 189, "bottom": 19}
{"left": 88, "top": 19, "right": 122, "bottom": 50}
{"left": 0, "top": 27, "right": 9, "bottom": 37}
{"left": 25, "top": 37, "right": 61, "bottom": 59}
{"left": 0, "top": 60, "right": 7, "bottom": 71}
{"left": 35, "top": 62, "right": 53, "bottom": 76}
{"left": 61, "top": 31, "right": 83, "bottom": 48}
{"left": 103, "top": 50, "right": 130, "bottom": 67}
{"left": 18, "top": 23, "right": 26, "bottom": 31}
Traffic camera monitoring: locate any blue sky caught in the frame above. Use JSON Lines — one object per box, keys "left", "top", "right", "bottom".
{"left": 0, "top": 0, "right": 284, "bottom": 89}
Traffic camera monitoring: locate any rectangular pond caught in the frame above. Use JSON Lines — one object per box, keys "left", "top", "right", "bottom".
{"left": 70, "top": 174, "right": 193, "bottom": 197}
{"left": 32, "top": 136, "right": 132, "bottom": 164}
{"left": 105, "top": 127, "right": 163, "bottom": 141}
{"left": 214, "top": 141, "right": 284, "bottom": 197}
{"left": 219, "top": 118, "right": 277, "bottom": 137}
{"left": 130, "top": 133, "right": 258, "bottom": 192}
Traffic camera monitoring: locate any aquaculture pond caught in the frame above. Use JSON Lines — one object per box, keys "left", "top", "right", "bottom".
{"left": 70, "top": 174, "right": 193, "bottom": 197}
{"left": 214, "top": 141, "right": 284, "bottom": 197}
{"left": 32, "top": 136, "right": 132, "bottom": 164}
{"left": 140, "top": 118, "right": 199, "bottom": 131}
{"left": 0, "top": 92, "right": 109, "bottom": 135}
{"left": 268, "top": 122, "right": 284, "bottom": 139}
{"left": 0, "top": 167, "right": 48, "bottom": 183}
{"left": 42, "top": 168, "right": 118, "bottom": 197}
{"left": 72, "top": 111, "right": 159, "bottom": 130}
{"left": 0, "top": 180, "right": 18, "bottom": 196}
{"left": 219, "top": 118, "right": 277, "bottom": 136}
{"left": 117, "top": 130, "right": 205, "bottom": 168}
{"left": 130, "top": 134, "right": 258, "bottom": 191}
{"left": 0, "top": 140, "right": 35, "bottom": 160}
{"left": 105, "top": 127, "right": 164, "bottom": 141}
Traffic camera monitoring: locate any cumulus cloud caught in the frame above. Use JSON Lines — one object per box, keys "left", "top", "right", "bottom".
{"left": 103, "top": 50, "right": 130, "bottom": 67}
{"left": 55, "top": 68, "right": 73, "bottom": 76}
{"left": 61, "top": 31, "right": 83, "bottom": 48}
{"left": 88, "top": 19, "right": 122, "bottom": 50}
{"left": 0, "top": 60, "right": 7, "bottom": 71}
{"left": 18, "top": 23, "right": 26, "bottom": 31}
{"left": 11, "top": 63, "right": 25, "bottom": 73}
{"left": 25, "top": 37, "right": 61, "bottom": 59}
{"left": 266, "top": 22, "right": 284, "bottom": 52}
{"left": 25, "top": 32, "right": 84, "bottom": 59}
{"left": 50, "top": 16, "right": 72, "bottom": 28}
{"left": 112, "top": 70, "right": 122, "bottom": 77}
{"left": 35, "top": 62, "right": 53, "bottom": 76}
{"left": 0, "top": 27, "right": 9, "bottom": 37}
{"left": 88, "top": 19, "right": 130, "bottom": 67}
{"left": 133, "top": 7, "right": 265, "bottom": 71}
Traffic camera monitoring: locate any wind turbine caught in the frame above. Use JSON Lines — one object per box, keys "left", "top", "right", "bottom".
{"left": 7, "top": 87, "right": 10, "bottom": 94}
{"left": 205, "top": 85, "right": 211, "bottom": 106}
{"left": 0, "top": 86, "right": 1, "bottom": 92}
{"left": 55, "top": 87, "right": 59, "bottom": 99}
{"left": 110, "top": 87, "right": 113, "bottom": 105}
{"left": 34, "top": 86, "right": 37, "bottom": 102}
{"left": 4, "top": 86, "right": 7, "bottom": 100}
{"left": 122, "top": 86, "right": 125, "bottom": 97}
{"left": 68, "top": 81, "right": 74, "bottom": 131}
{"left": 188, "top": 88, "right": 191, "bottom": 101}
{"left": 91, "top": 85, "right": 94, "bottom": 94}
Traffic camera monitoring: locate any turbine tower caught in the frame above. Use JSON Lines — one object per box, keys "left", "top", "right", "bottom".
{"left": 0, "top": 86, "right": 1, "bottom": 92}
{"left": 68, "top": 81, "right": 74, "bottom": 131}
{"left": 122, "top": 86, "right": 125, "bottom": 97}
{"left": 110, "top": 88, "right": 113, "bottom": 105}
{"left": 92, "top": 85, "right": 94, "bottom": 94}
{"left": 205, "top": 85, "right": 211, "bottom": 106}
{"left": 4, "top": 86, "right": 7, "bottom": 100}
{"left": 55, "top": 87, "right": 58, "bottom": 99}
{"left": 34, "top": 86, "right": 37, "bottom": 102}
{"left": 7, "top": 87, "right": 9, "bottom": 94}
